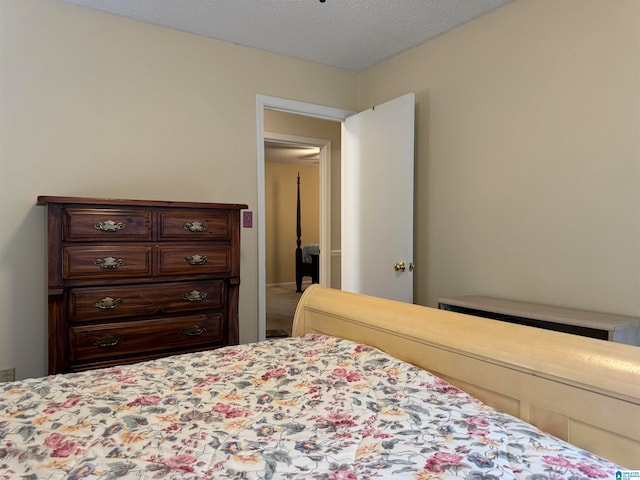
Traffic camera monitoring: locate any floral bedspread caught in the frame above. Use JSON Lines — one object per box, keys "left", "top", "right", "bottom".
{"left": 0, "top": 334, "right": 621, "bottom": 479}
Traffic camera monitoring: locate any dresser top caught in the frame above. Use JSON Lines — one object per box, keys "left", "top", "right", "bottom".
{"left": 37, "top": 196, "right": 248, "bottom": 210}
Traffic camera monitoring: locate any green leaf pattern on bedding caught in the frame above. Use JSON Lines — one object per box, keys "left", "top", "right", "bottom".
{"left": 0, "top": 335, "right": 620, "bottom": 479}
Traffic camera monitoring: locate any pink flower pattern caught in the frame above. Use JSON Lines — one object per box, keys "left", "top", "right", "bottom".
{"left": 0, "top": 335, "right": 621, "bottom": 479}
{"left": 425, "top": 451, "right": 465, "bottom": 472}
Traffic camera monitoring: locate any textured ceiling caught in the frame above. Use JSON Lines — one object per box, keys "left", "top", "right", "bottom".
{"left": 265, "top": 141, "right": 320, "bottom": 164}
{"left": 56, "top": 0, "right": 513, "bottom": 72}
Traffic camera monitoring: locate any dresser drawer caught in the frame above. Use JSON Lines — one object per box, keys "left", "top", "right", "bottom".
{"left": 158, "top": 210, "right": 231, "bottom": 240}
{"left": 69, "top": 313, "right": 224, "bottom": 362}
{"left": 158, "top": 245, "right": 231, "bottom": 275}
{"left": 68, "top": 280, "right": 225, "bottom": 322}
{"left": 64, "top": 208, "right": 152, "bottom": 241}
{"left": 63, "top": 245, "right": 153, "bottom": 279}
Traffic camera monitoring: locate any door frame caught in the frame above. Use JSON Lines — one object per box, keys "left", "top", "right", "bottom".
{"left": 256, "top": 95, "right": 353, "bottom": 340}
{"left": 264, "top": 131, "right": 331, "bottom": 288}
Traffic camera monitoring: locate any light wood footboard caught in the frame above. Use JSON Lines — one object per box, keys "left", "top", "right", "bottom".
{"left": 292, "top": 285, "right": 640, "bottom": 468}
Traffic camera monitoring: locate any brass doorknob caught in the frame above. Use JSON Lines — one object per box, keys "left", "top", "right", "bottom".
{"left": 393, "top": 262, "right": 406, "bottom": 272}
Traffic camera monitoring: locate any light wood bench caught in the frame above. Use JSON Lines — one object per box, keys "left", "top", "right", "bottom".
{"left": 438, "top": 295, "right": 640, "bottom": 346}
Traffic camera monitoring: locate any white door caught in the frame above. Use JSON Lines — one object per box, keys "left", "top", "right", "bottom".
{"left": 341, "top": 93, "right": 415, "bottom": 303}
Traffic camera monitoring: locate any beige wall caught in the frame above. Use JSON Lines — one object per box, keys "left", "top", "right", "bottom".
{"left": 264, "top": 110, "right": 342, "bottom": 286}
{"left": 2, "top": 0, "right": 639, "bottom": 379}
{"left": 359, "top": 0, "right": 640, "bottom": 316}
{"left": 264, "top": 162, "right": 319, "bottom": 284}
{"left": 0, "top": 0, "right": 357, "bottom": 379}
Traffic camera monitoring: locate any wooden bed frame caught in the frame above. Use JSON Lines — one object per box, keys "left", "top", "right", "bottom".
{"left": 295, "top": 172, "right": 319, "bottom": 292}
{"left": 292, "top": 285, "right": 640, "bottom": 468}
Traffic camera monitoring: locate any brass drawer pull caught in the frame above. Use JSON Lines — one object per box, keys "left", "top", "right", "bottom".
{"left": 93, "top": 334, "right": 120, "bottom": 347}
{"left": 94, "top": 220, "right": 126, "bottom": 232}
{"left": 183, "top": 290, "right": 208, "bottom": 302}
{"left": 94, "top": 297, "right": 122, "bottom": 309}
{"left": 94, "top": 257, "right": 126, "bottom": 269}
{"left": 184, "top": 254, "right": 208, "bottom": 265}
{"left": 184, "top": 222, "right": 208, "bottom": 232}
{"left": 182, "top": 325, "right": 206, "bottom": 336}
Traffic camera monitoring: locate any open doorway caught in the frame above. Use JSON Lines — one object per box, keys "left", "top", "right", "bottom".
{"left": 256, "top": 95, "right": 352, "bottom": 340}
{"left": 264, "top": 138, "right": 320, "bottom": 338}
{"left": 256, "top": 94, "right": 416, "bottom": 341}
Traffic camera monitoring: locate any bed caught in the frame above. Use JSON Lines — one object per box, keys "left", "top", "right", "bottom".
{"left": 1, "top": 286, "right": 638, "bottom": 478}
{"left": 295, "top": 173, "right": 319, "bottom": 292}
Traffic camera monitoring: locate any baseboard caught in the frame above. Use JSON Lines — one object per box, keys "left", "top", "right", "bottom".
{"left": 266, "top": 281, "right": 311, "bottom": 288}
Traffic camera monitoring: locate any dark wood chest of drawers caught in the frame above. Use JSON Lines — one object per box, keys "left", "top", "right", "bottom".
{"left": 38, "top": 196, "right": 247, "bottom": 374}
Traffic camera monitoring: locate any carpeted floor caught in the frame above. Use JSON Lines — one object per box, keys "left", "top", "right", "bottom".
{"left": 266, "top": 283, "right": 309, "bottom": 338}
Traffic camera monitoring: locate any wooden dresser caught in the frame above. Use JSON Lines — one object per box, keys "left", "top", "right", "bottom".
{"left": 38, "top": 196, "right": 247, "bottom": 374}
